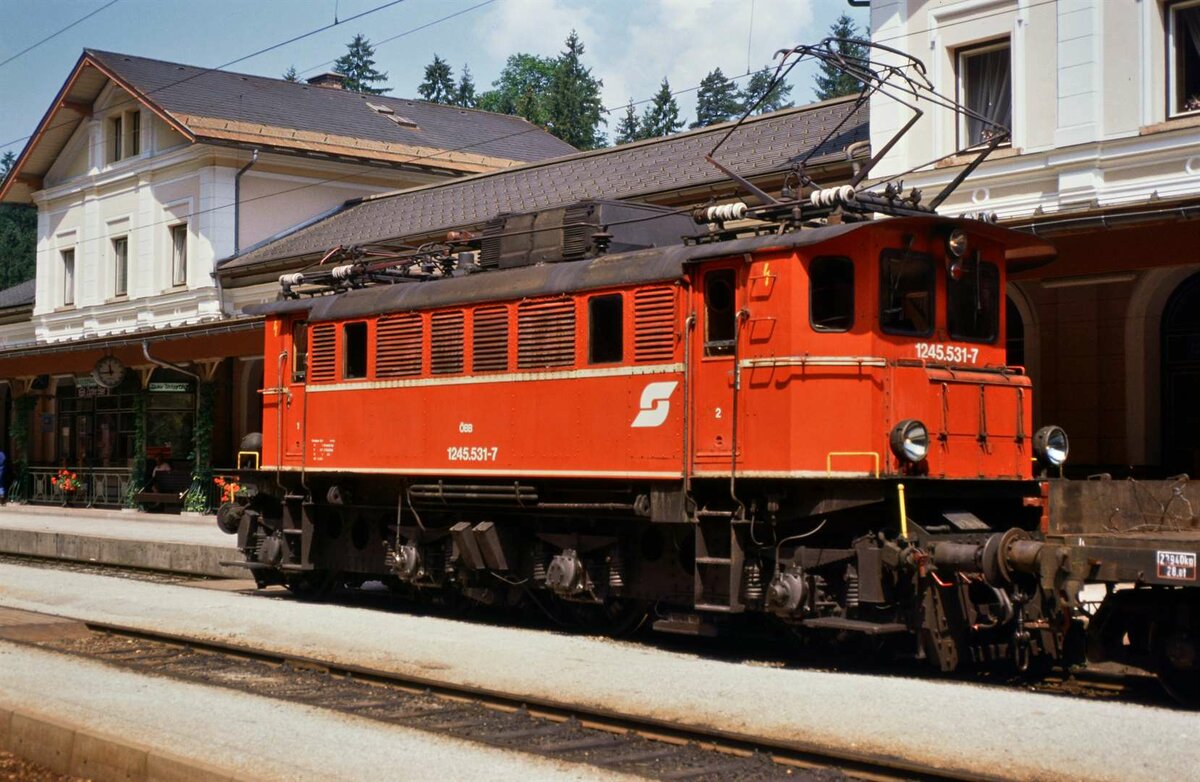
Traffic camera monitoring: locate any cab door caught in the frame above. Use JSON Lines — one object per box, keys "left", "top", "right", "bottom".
{"left": 281, "top": 318, "right": 308, "bottom": 463}
{"left": 690, "top": 265, "right": 740, "bottom": 474}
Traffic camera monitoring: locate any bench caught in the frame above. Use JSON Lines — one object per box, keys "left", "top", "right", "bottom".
{"left": 133, "top": 470, "right": 193, "bottom": 513}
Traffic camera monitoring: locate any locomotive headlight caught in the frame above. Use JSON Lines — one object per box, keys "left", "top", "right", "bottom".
{"left": 1033, "top": 425, "right": 1070, "bottom": 467}
{"left": 890, "top": 419, "right": 930, "bottom": 463}
{"left": 946, "top": 228, "right": 969, "bottom": 259}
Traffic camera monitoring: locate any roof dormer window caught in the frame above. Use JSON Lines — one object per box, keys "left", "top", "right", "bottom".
{"left": 108, "top": 109, "right": 141, "bottom": 163}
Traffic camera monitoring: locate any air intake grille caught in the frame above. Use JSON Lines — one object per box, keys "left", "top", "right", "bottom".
{"left": 431, "top": 311, "right": 465, "bottom": 375}
{"left": 376, "top": 313, "right": 423, "bottom": 378}
{"left": 472, "top": 306, "right": 509, "bottom": 372}
{"left": 517, "top": 299, "right": 576, "bottom": 369}
{"left": 308, "top": 323, "right": 337, "bottom": 382}
{"left": 633, "top": 286, "right": 677, "bottom": 362}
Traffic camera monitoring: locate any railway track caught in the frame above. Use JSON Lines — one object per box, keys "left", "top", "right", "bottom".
{"left": 14, "top": 618, "right": 997, "bottom": 782}
{"left": 0, "top": 552, "right": 1183, "bottom": 713}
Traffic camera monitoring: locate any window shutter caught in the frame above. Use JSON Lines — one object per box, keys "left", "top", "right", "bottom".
{"left": 517, "top": 299, "right": 576, "bottom": 369}
{"left": 472, "top": 306, "right": 509, "bottom": 372}
{"left": 431, "top": 311, "right": 465, "bottom": 375}
{"left": 308, "top": 323, "right": 337, "bottom": 382}
{"left": 376, "top": 313, "right": 423, "bottom": 378}
{"left": 633, "top": 286, "right": 677, "bottom": 362}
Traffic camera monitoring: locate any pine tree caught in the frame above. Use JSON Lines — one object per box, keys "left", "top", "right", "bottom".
{"left": 333, "top": 34, "right": 390, "bottom": 94}
{"left": 0, "top": 151, "right": 14, "bottom": 179}
{"left": 639, "top": 78, "right": 684, "bottom": 138}
{"left": 814, "top": 15, "right": 868, "bottom": 100}
{"left": 453, "top": 64, "right": 477, "bottom": 108}
{"left": 690, "top": 68, "right": 741, "bottom": 128}
{"left": 282, "top": 65, "right": 299, "bottom": 82}
{"left": 546, "top": 30, "right": 607, "bottom": 149}
{"left": 0, "top": 151, "right": 34, "bottom": 289}
{"left": 740, "top": 69, "right": 793, "bottom": 115}
{"left": 614, "top": 100, "right": 642, "bottom": 144}
{"left": 418, "top": 54, "right": 455, "bottom": 103}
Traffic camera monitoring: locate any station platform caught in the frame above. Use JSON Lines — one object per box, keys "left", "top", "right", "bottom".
{"left": 0, "top": 504, "right": 242, "bottom": 577}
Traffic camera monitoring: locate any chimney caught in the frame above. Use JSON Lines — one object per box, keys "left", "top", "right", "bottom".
{"left": 306, "top": 72, "right": 345, "bottom": 89}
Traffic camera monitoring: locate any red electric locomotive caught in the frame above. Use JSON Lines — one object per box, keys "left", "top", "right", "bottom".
{"left": 222, "top": 194, "right": 1072, "bottom": 674}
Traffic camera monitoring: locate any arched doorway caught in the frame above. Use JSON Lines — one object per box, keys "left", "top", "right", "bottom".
{"left": 1162, "top": 272, "right": 1200, "bottom": 477}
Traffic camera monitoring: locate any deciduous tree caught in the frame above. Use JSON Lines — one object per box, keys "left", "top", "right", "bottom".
{"left": 477, "top": 53, "right": 557, "bottom": 126}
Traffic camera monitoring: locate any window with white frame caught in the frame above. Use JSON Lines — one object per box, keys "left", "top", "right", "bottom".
{"left": 62, "top": 249, "right": 75, "bottom": 306}
{"left": 113, "top": 236, "right": 128, "bottom": 296}
{"left": 1169, "top": 1, "right": 1200, "bottom": 115}
{"left": 170, "top": 223, "right": 187, "bottom": 286}
{"left": 107, "top": 109, "right": 142, "bottom": 162}
{"left": 957, "top": 40, "right": 1012, "bottom": 147}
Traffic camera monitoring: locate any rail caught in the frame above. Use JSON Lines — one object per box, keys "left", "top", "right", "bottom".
{"left": 18, "top": 465, "right": 229, "bottom": 510}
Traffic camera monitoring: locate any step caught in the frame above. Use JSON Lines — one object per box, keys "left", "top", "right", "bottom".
{"left": 800, "top": 616, "right": 908, "bottom": 635}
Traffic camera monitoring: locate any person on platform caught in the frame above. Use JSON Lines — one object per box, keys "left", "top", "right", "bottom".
{"left": 147, "top": 455, "right": 171, "bottom": 492}
{"left": 0, "top": 449, "right": 6, "bottom": 505}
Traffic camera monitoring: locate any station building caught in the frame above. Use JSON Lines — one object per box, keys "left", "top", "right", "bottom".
{"left": 0, "top": 49, "right": 575, "bottom": 504}
{"left": 869, "top": 0, "right": 1200, "bottom": 478}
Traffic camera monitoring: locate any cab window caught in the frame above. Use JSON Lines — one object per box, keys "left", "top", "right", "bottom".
{"left": 948, "top": 260, "right": 1000, "bottom": 342}
{"left": 880, "top": 249, "right": 935, "bottom": 336}
{"left": 343, "top": 321, "right": 368, "bottom": 379}
{"left": 704, "top": 269, "right": 737, "bottom": 356}
{"left": 291, "top": 321, "right": 308, "bottom": 382}
{"left": 810, "top": 256, "right": 854, "bottom": 332}
{"left": 588, "top": 294, "right": 623, "bottom": 364}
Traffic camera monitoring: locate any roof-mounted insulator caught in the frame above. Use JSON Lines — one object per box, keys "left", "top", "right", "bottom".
{"left": 809, "top": 185, "right": 857, "bottom": 208}
{"left": 694, "top": 202, "right": 748, "bottom": 224}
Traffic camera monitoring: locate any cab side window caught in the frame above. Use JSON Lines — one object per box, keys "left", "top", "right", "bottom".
{"left": 704, "top": 269, "right": 737, "bottom": 356}
{"left": 291, "top": 321, "right": 308, "bottom": 382}
{"left": 810, "top": 256, "right": 854, "bottom": 332}
{"left": 880, "top": 249, "right": 935, "bottom": 336}
{"left": 588, "top": 294, "right": 623, "bottom": 364}
{"left": 343, "top": 321, "right": 368, "bottom": 379}
{"left": 948, "top": 260, "right": 1000, "bottom": 343}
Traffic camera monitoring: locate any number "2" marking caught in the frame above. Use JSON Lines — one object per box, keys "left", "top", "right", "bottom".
{"left": 715, "top": 407, "right": 723, "bottom": 419}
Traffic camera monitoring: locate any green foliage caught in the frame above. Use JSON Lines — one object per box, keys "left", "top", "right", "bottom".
{"left": 334, "top": 33, "right": 390, "bottom": 95}
{"left": 453, "top": 64, "right": 477, "bottom": 108}
{"left": 282, "top": 65, "right": 299, "bottom": 82}
{"left": 184, "top": 382, "right": 215, "bottom": 513}
{"left": 546, "top": 30, "right": 607, "bottom": 149}
{"left": 691, "top": 68, "right": 741, "bottom": 128}
{"left": 0, "top": 152, "right": 34, "bottom": 289}
{"left": 614, "top": 100, "right": 643, "bottom": 145}
{"left": 740, "top": 69, "right": 793, "bottom": 115}
{"left": 9, "top": 396, "right": 35, "bottom": 501}
{"left": 639, "top": 78, "right": 684, "bottom": 139}
{"left": 418, "top": 54, "right": 455, "bottom": 103}
{"left": 477, "top": 53, "right": 557, "bottom": 126}
{"left": 814, "top": 15, "right": 868, "bottom": 100}
{"left": 127, "top": 391, "right": 147, "bottom": 508}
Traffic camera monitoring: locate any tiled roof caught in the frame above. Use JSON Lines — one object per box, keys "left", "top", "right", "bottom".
{"left": 85, "top": 50, "right": 578, "bottom": 165}
{"left": 220, "top": 97, "right": 867, "bottom": 274}
{"left": 0, "top": 279, "right": 34, "bottom": 310}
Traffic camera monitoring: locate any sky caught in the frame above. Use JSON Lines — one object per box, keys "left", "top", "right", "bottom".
{"left": 0, "top": 0, "right": 869, "bottom": 155}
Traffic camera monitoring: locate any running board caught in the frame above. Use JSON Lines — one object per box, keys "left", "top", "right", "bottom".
{"left": 800, "top": 617, "right": 908, "bottom": 635}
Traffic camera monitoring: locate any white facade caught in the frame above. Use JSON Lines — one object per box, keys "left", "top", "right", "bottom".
{"left": 28, "top": 82, "right": 437, "bottom": 345}
{"left": 869, "top": 0, "right": 1200, "bottom": 218}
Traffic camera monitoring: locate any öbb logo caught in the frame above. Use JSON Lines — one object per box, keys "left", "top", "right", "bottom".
{"left": 631, "top": 381, "right": 679, "bottom": 428}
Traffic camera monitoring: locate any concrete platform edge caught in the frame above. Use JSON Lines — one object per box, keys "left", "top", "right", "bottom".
{"left": 0, "top": 701, "right": 250, "bottom": 782}
{"left": 0, "top": 527, "right": 244, "bottom": 578}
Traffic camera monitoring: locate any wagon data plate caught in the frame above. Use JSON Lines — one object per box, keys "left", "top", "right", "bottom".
{"left": 1156, "top": 550, "right": 1197, "bottom": 581}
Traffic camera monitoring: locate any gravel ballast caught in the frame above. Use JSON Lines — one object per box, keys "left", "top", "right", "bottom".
{"left": 1, "top": 563, "right": 1197, "bottom": 781}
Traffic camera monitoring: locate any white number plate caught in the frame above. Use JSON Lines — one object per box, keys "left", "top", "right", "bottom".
{"left": 447, "top": 446, "right": 499, "bottom": 462}
{"left": 915, "top": 343, "right": 979, "bottom": 364}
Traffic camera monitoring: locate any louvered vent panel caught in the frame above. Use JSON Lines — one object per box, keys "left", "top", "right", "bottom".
{"left": 472, "top": 306, "right": 509, "bottom": 372}
{"left": 308, "top": 323, "right": 337, "bottom": 382}
{"left": 431, "top": 311, "right": 465, "bottom": 375}
{"left": 634, "top": 287, "right": 677, "bottom": 362}
{"left": 517, "top": 299, "right": 576, "bottom": 369}
{"left": 376, "top": 314, "right": 423, "bottom": 378}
